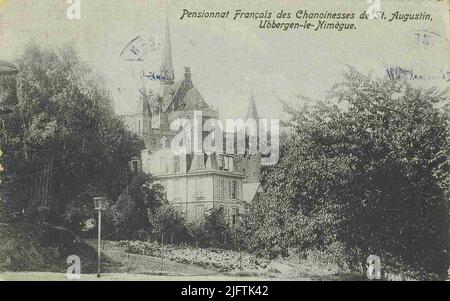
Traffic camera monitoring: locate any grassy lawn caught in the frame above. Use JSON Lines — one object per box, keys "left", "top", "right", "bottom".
{"left": 0, "top": 239, "right": 365, "bottom": 281}
{"left": 0, "top": 272, "right": 268, "bottom": 281}
{"left": 84, "top": 240, "right": 340, "bottom": 280}
{"left": 93, "top": 240, "right": 218, "bottom": 276}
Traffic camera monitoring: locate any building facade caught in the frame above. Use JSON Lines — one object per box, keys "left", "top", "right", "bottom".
{"left": 122, "top": 14, "right": 262, "bottom": 220}
{"left": 142, "top": 148, "right": 245, "bottom": 224}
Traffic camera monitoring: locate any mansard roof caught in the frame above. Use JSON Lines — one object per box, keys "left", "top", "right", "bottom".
{"left": 160, "top": 69, "right": 210, "bottom": 112}
{"left": 147, "top": 148, "right": 244, "bottom": 177}
{"left": 182, "top": 87, "right": 209, "bottom": 109}
{"left": 161, "top": 79, "right": 184, "bottom": 111}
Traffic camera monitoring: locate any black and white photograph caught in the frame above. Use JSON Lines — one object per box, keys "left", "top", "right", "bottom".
{"left": 0, "top": 0, "right": 448, "bottom": 287}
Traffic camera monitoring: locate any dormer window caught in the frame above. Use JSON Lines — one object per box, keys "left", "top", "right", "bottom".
{"left": 218, "top": 155, "right": 232, "bottom": 171}
{"left": 218, "top": 156, "right": 224, "bottom": 170}
{"left": 224, "top": 156, "right": 229, "bottom": 171}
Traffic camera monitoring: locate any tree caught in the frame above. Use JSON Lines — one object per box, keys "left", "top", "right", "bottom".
{"left": 0, "top": 44, "right": 144, "bottom": 232}
{"left": 111, "top": 173, "right": 167, "bottom": 239}
{"left": 188, "top": 207, "right": 231, "bottom": 248}
{"left": 151, "top": 203, "right": 188, "bottom": 243}
{"left": 244, "top": 70, "right": 449, "bottom": 279}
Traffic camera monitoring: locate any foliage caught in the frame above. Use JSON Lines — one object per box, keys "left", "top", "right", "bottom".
{"left": 242, "top": 70, "right": 449, "bottom": 279}
{"left": 150, "top": 202, "right": 189, "bottom": 242}
{"left": 187, "top": 207, "right": 232, "bottom": 248}
{"left": 119, "top": 239, "right": 270, "bottom": 272}
{"left": 110, "top": 173, "right": 167, "bottom": 239}
{"left": 0, "top": 221, "right": 101, "bottom": 273}
{"left": 0, "top": 44, "right": 144, "bottom": 232}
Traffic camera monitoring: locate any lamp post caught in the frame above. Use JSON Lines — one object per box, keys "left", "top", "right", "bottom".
{"left": 93, "top": 197, "right": 107, "bottom": 278}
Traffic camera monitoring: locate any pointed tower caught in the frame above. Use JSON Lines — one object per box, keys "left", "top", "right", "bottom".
{"left": 140, "top": 73, "right": 150, "bottom": 120}
{"left": 160, "top": 9, "right": 175, "bottom": 85}
{"left": 240, "top": 83, "right": 261, "bottom": 183}
{"left": 246, "top": 83, "right": 260, "bottom": 120}
{"left": 135, "top": 72, "right": 149, "bottom": 135}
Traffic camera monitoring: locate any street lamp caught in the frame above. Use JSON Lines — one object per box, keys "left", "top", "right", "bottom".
{"left": 93, "top": 196, "right": 107, "bottom": 278}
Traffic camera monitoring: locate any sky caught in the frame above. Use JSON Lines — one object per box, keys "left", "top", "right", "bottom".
{"left": 0, "top": 0, "right": 448, "bottom": 120}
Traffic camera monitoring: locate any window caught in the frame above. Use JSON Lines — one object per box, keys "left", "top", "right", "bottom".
{"left": 230, "top": 180, "right": 238, "bottom": 199}
{"left": 173, "top": 179, "right": 181, "bottom": 199}
{"left": 228, "top": 180, "right": 240, "bottom": 199}
{"left": 174, "top": 156, "right": 180, "bottom": 173}
{"left": 132, "top": 160, "right": 138, "bottom": 173}
{"left": 159, "top": 157, "right": 165, "bottom": 173}
{"left": 231, "top": 207, "right": 237, "bottom": 226}
{"left": 218, "top": 178, "right": 224, "bottom": 198}
{"left": 218, "top": 156, "right": 224, "bottom": 170}
{"left": 219, "top": 155, "right": 233, "bottom": 171}
{"left": 195, "top": 178, "right": 204, "bottom": 198}
{"left": 224, "top": 156, "right": 229, "bottom": 171}
{"left": 236, "top": 182, "right": 240, "bottom": 200}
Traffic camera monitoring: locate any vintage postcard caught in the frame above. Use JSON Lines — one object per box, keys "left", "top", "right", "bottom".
{"left": 0, "top": 0, "right": 448, "bottom": 287}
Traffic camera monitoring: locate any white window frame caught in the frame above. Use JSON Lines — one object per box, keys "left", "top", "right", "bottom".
{"left": 195, "top": 177, "right": 204, "bottom": 198}
{"left": 218, "top": 178, "right": 224, "bottom": 198}
{"left": 174, "top": 156, "right": 180, "bottom": 173}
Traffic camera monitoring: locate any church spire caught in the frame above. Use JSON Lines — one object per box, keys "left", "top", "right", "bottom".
{"left": 140, "top": 72, "right": 149, "bottom": 117}
{"left": 246, "top": 82, "right": 260, "bottom": 120}
{"left": 160, "top": 7, "right": 175, "bottom": 85}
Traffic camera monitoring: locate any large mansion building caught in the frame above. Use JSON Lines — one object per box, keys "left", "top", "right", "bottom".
{"left": 122, "top": 15, "right": 262, "bottom": 222}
